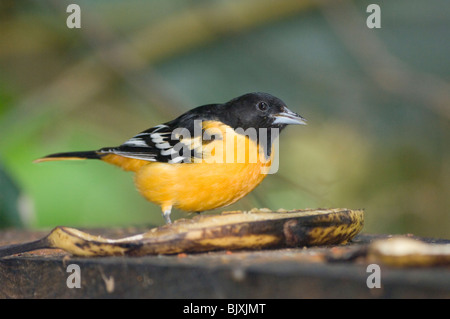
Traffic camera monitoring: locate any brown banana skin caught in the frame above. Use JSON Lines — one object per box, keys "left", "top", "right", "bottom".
{"left": 0, "top": 208, "right": 364, "bottom": 257}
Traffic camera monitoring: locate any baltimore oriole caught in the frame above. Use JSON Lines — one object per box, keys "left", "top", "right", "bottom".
{"left": 35, "top": 92, "right": 306, "bottom": 223}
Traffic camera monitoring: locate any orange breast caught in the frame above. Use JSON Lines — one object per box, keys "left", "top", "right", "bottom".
{"left": 103, "top": 123, "right": 274, "bottom": 212}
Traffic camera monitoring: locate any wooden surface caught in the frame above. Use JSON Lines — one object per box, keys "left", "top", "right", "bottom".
{"left": 0, "top": 228, "right": 449, "bottom": 299}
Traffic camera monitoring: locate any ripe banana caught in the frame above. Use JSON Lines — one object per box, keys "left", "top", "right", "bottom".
{"left": 0, "top": 208, "right": 364, "bottom": 257}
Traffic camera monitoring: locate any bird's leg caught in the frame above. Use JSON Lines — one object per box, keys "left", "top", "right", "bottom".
{"left": 162, "top": 206, "right": 172, "bottom": 224}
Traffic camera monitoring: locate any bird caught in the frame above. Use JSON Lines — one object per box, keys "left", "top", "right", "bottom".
{"left": 35, "top": 92, "right": 307, "bottom": 224}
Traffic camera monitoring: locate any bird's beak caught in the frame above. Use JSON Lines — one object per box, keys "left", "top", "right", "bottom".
{"left": 272, "top": 107, "right": 307, "bottom": 125}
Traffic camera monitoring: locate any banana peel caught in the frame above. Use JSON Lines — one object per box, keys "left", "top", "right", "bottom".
{"left": 0, "top": 208, "right": 364, "bottom": 257}
{"left": 367, "top": 237, "right": 450, "bottom": 267}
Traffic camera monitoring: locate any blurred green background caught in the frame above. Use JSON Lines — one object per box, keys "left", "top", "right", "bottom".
{"left": 0, "top": 0, "right": 448, "bottom": 238}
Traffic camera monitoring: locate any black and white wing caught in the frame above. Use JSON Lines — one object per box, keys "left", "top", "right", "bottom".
{"left": 98, "top": 123, "right": 204, "bottom": 164}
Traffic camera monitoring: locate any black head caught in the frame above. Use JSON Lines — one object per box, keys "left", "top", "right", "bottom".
{"left": 219, "top": 92, "right": 306, "bottom": 131}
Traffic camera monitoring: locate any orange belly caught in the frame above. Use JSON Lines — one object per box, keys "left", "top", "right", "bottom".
{"left": 134, "top": 161, "right": 269, "bottom": 212}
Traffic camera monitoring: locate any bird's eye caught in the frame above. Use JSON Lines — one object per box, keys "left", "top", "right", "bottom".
{"left": 256, "top": 101, "right": 269, "bottom": 112}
